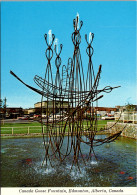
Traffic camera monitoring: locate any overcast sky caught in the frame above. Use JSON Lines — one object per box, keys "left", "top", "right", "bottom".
{"left": 1, "top": 1, "right": 136, "bottom": 108}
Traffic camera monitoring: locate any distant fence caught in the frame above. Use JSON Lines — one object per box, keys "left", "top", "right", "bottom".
{"left": 1, "top": 124, "right": 106, "bottom": 136}
{"left": 115, "top": 112, "right": 137, "bottom": 124}
{"left": 1, "top": 126, "right": 43, "bottom": 135}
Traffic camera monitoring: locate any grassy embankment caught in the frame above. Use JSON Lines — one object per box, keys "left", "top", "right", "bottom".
{"left": 1, "top": 120, "right": 114, "bottom": 135}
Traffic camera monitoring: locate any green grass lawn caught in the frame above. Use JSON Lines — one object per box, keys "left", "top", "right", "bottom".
{"left": 1, "top": 122, "right": 40, "bottom": 127}
{"left": 1, "top": 120, "right": 115, "bottom": 135}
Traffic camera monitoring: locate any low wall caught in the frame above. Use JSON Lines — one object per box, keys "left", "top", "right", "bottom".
{"left": 106, "top": 122, "right": 137, "bottom": 139}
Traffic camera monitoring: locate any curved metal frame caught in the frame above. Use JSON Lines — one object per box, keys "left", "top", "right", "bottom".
{"left": 10, "top": 15, "right": 122, "bottom": 170}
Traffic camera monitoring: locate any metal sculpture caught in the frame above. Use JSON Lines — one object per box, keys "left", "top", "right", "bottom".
{"left": 10, "top": 14, "right": 122, "bottom": 170}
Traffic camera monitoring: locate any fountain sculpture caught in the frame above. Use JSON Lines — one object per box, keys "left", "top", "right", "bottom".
{"left": 10, "top": 14, "right": 122, "bottom": 170}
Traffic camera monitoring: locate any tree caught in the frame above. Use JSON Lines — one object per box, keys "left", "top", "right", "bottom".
{"left": 0, "top": 99, "right": 3, "bottom": 108}
{"left": 125, "top": 103, "right": 135, "bottom": 112}
{"left": 0, "top": 97, "right": 7, "bottom": 119}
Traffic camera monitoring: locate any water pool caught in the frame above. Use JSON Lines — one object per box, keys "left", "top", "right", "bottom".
{"left": 1, "top": 135, "right": 136, "bottom": 187}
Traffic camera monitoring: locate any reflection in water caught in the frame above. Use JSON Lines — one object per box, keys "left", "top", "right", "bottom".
{"left": 1, "top": 136, "right": 136, "bottom": 187}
